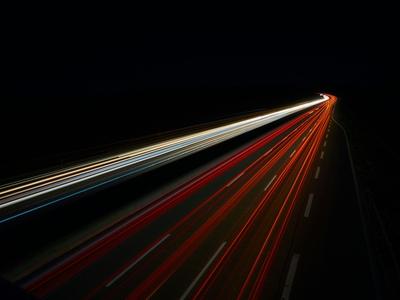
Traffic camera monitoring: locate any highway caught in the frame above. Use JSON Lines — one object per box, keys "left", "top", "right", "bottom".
{"left": 0, "top": 94, "right": 379, "bottom": 299}
{"left": 0, "top": 95, "right": 328, "bottom": 224}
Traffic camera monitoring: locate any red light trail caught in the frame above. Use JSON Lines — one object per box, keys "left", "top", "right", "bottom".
{"left": 21, "top": 95, "right": 337, "bottom": 299}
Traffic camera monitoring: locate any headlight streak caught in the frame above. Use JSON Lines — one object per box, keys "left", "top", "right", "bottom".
{"left": 190, "top": 104, "right": 332, "bottom": 299}
{"left": 126, "top": 105, "right": 329, "bottom": 299}
{"left": 0, "top": 95, "right": 329, "bottom": 222}
{"left": 20, "top": 95, "right": 338, "bottom": 299}
{"left": 23, "top": 105, "right": 322, "bottom": 298}
{"left": 245, "top": 100, "right": 334, "bottom": 300}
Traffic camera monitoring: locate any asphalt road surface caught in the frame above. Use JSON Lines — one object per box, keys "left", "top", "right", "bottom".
{"left": 2, "top": 95, "right": 378, "bottom": 299}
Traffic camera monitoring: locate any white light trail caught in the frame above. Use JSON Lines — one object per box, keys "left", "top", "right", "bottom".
{"left": 0, "top": 94, "right": 330, "bottom": 218}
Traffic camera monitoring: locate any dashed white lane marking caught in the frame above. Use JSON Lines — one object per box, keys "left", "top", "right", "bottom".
{"left": 320, "top": 151, "right": 324, "bottom": 159}
{"left": 302, "top": 137, "right": 306, "bottom": 142}
{"left": 281, "top": 253, "right": 300, "bottom": 300}
{"left": 304, "top": 193, "right": 314, "bottom": 218}
{"left": 264, "top": 175, "right": 277, "bottom": 191}
{"left": 326, "top": 134, "right": 329, "bottom": 138}
{"left": 106, "top": 234, "right": 171, "bottom": 287}
{"left": 180, "top": 242, "right": 227, "bottom": 300}
{"left": 290, "top": 149, "right": 296, "bottom": 158}
{"left": 226, "top": 172, "right": 244, "bottom": 187}
{"left": 323, "top": 141, "right": 327, "bottom": 147}
{"left": 314, "top": 166, "right": 320, "bottom": 179}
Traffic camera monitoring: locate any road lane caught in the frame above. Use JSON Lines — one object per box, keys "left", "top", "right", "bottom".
{"left": 0, "top": 96, "right": 329, "bottom": 223}
{"left": 54, "top": 106, "right": 328, "bottom": 298}
{"left": 282, "top": 110, "right": 377, "bottom": 300}
{"left": 13, "top": 95, "right": 345, "bottom": 300}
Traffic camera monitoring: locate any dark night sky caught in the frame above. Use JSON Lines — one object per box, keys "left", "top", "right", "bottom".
{"left": 2, "top": 16, "right": 399, "bottom": 180}
{"left": 6, "top": 30, "right": 394, "bottom": 94}
{"left": 2, "top": 12, "right": 400, "bottom": 297}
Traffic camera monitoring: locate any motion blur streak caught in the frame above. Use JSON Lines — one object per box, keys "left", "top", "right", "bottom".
{"left": 0, "top": 95, "right": 328, "bottom": 223}
{"left": 24, "top": 105, "right": 315, "bottom": 297}
{"left": 191, "top": 102, "right": 332, "bottom": 299}
{"left": 127, "top": 103, "right": 328, "bottom": 299}
{"left": 20, "top": 94, "right": 337, "bottom": 300}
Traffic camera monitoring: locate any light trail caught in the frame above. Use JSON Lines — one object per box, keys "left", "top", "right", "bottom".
{"left": 23, "top": 108, "right": 317, "bottom": 297}
{"left": 0, "top": 95, "right": 329, "bottom": 223}
{"left": 24, "top": 103, "right": 324, "bottom": 298}
{"left": 191, "top": 109, "right": 327, "bottom": 299}
{"left": 18, "top": 94, "right": 338, "bottom": 300}
{"left": 127, "top": 103, "right": 328, "bottom": 299}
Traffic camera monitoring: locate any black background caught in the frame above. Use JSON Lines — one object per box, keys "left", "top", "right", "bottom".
{"left": 2, "top": 12, "right": 400, "bottom": 228}
{"left": 1, "top": 7, "right": 400, "bottom": 298}
{"left": 2, "top": 23, "right": 399, "bottom": 179}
